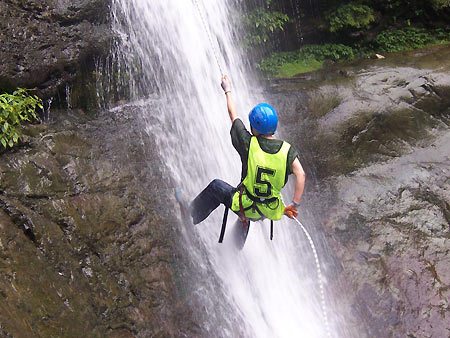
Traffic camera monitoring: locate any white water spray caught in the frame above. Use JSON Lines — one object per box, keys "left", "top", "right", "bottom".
{"left": 111, "top": 0, "right": 337, "bottom": 336}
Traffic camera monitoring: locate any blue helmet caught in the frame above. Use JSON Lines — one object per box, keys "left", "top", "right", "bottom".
{"left": 249, "top": 103, "right": 278, "bottom": 135}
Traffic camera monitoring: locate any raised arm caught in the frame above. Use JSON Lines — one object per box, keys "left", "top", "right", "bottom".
{"left": 284, "top": 158, "right": 306, "bottom": 219}
{"left": 221, "top": 75, "right": 238, "bottom": 122}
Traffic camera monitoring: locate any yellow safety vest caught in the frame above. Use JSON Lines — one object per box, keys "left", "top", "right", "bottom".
{"left": 231, "top": 136, "right": 290, "bottom": 221}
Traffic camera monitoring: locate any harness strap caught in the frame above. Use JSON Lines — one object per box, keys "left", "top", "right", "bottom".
{"left": 242, "top": 184, "right": 276, "bottom": 240}
{"left": 219, "top": 185, "right": 246, "bottom": 244}
{"left": 243, "top": 186, "right": 279, "bottom": 221}
{"left": 251, "top": 203, "right": 265, "bottom": 218}
{"left": 218, "top": 206, "right": 228, "bottom": 243}
{"left": 219, "top": 185, "right": 277, "bottom": 243}
{"left": 243, "top": 186, "right": 278, "bottom": 205}
{"left": 270, "top": 220, "right": 274, "bottom": 240}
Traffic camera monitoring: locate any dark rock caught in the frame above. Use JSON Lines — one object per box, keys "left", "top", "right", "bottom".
{"left": 270, "top": 45, "right": 450, "bottom": 337}
{"left": 0, "top": 108, "right": 204, "bottom": 337}
{"left": 271, "top": 44, "right": 450, "bottom": 179}
{"left": 51, "top": 0, "right": 110, "bottom": 24}
{"left": 0, "top": 0, "right": 112, "bottom": 103}
{"left": 0, "top": 198, "right": 37, "bottom": 243}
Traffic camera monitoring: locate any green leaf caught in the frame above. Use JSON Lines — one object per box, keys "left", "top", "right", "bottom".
{"left": 326, "top": 3, "right": 375, "bottom": 33}
{"left": 0, "top": 88, "right": 41, "bottom": 149}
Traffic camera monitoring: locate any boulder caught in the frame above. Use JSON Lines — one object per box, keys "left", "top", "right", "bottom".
{"left": 269, "top": 45, "right": 450, "bottom": 337}
{"left": 0, "top": 109, "right": 204, "bottom": 337}
{"left": 0, "top": 0, "right": 111, "bottom": 101}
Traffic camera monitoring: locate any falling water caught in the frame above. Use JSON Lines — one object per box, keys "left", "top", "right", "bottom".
{"left": 110, "top": 0, "right": 340, "bottom": 336}
{"left": 45, "top": 97, "right": 53, "bottom": 122}
{"left": 290, "top": 0, "right": 304, "bottom": 45}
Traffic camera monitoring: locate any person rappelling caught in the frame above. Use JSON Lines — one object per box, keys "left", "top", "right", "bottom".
{"left": 178, "top": 75, "right": 306, "bottom": 247}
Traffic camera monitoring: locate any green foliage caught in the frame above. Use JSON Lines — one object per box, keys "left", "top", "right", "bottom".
{"left": 249, "top": 1, "right": 450, "bottom": 77}
{"left": 370, "top": 0, "right": 450, "bottom": 21}
{"left": 374, "top": 27, "right": 450, "bottom": 52}
{"left": 243, "top": 7, "right": 289, "bottom": 47}
{"left": 434, "top": 28, "right": 450, "bottom": 41}
{"left": 0, "top": 89, "right": 42, "bottom": 149}
{"left": 432, "top": 0, "right": 450, "bottom": 9}
{"left": 259, "top": 44, "right": 355, "bottom": 77}
{"left": 276, "top": 59, "right": 324, "bottom": 78}
{"left": 301, "top": 44, "right": 356, "bottom": 60}
{"left": 326, "top": 3, "right": 376, "bottom": 33}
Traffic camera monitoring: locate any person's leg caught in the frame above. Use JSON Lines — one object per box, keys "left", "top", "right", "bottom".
{"left": 231, "top": 218, "right": 250, "bottom": 250}
{"left": 190, "top": 179, "right": 235, "bottom": 224}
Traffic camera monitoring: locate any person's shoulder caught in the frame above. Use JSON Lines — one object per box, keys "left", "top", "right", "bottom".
{"left": 278, "top": 138, "right": 295, "bottom": 149}
{"left": 231, "top": 118, "right": 250, "bottom": 136}
{"left": 263, "top": 137, "right": 283, "bottom": 145}
{"left": 286, "top": 141, "right": 298, "bottom": 153}
{"left": 231, "top": 117, "right": 245, "bottom": 129}
{"left": 277, "top": 138, "right": 291, "bottom": 146}
{"left": 285, "top": 141, "right": 299, "bottom": 161}
{"left": 264, "top": 137, "right": 288, "bottom": 147}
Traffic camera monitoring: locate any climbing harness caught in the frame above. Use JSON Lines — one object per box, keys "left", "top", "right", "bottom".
{"left": 218, "top": 184, "right": 274, "bottom": 243}
{"left": 292, "top": 216, "right": 332, "bottom": 338}
{"left": 218, "top": 206, "right": 229, "bottom": 243}
{"left": 219, "top": 185, "right": 245, "bottom": 243}
{"left": 219, "top": 136, "right": 290, "bottom": 243}
{"left": 192, "top": 0, "right": 224, "bottom": 75}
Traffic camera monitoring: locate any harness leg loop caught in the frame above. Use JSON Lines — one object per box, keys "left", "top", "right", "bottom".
{"left": 219, "top": 207, "right": 229, "bottom": 243}
{"left": 270, "top": 220, "right": 274, "bottom": 240}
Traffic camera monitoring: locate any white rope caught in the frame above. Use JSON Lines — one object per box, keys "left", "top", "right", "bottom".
{"left": 292, "top": 217, "right": 332, "bottom": 338}
{"left": 192, "top": 0, "right": 224, "bottom": 75}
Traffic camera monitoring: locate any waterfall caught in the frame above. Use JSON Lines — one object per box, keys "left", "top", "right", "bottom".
{"left": 110, "top": 0, "right": 340, "bottom": 336}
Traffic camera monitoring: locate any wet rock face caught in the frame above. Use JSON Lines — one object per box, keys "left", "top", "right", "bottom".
{"left": 0, "top": 0, "right": 111, "bottom": 99}
{"left": 327, "top": 133, "right": 450, "bottom": 337}
{"left": 270, "top": 46, "right": 450, "bottom": 337}
{"left": 272, "top": 45, "right": 450, "bottom": 179}
{"left": 0, "top": 110, "right": 200, "bottom": 337}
